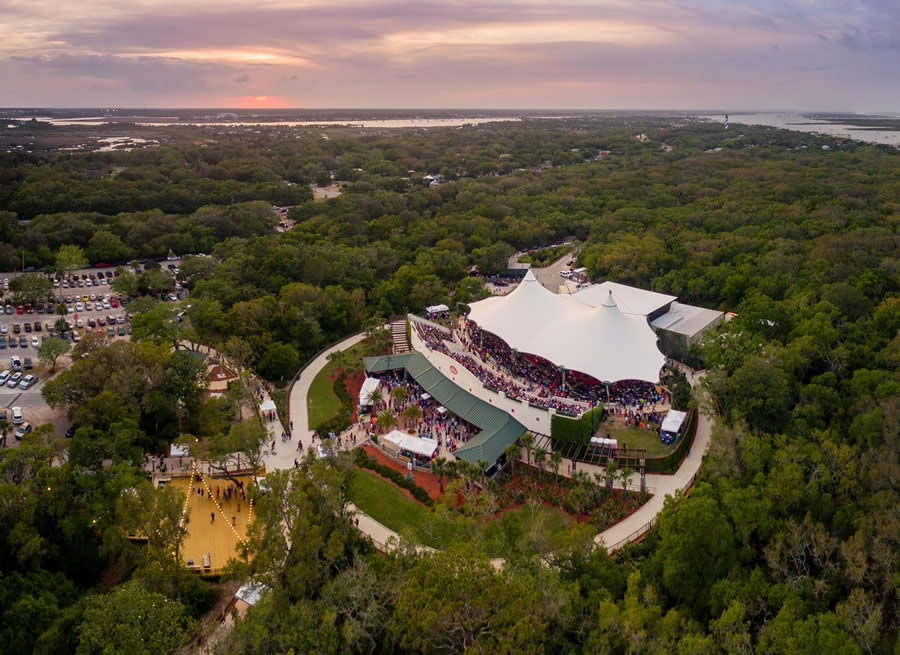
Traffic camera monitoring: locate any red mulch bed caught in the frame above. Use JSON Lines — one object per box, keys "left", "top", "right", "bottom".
{"left": 345, "top": 368, "right": 366, "bottom": 423}
{"left": 361, "top": 444, "right": 444, "bottom": 500}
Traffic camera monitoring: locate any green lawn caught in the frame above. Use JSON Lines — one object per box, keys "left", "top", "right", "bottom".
{"left": 307, "top": 340, "right": 384, "bottom": 430}
{"left": 601, "top": 422, "right": 673, "bottom": 457}
{"left": 307, "top": 363, "right": 342, "bottom": 430}
{"left": 491, "top": 504, "right": 577, "bottom": 554}
{"left": 349, "top": 470, "right": 430, "bottom": 539}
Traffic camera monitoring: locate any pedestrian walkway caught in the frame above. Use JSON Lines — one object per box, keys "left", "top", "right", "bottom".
{"left": 391, "top": 318, "right": 409, "bottom": 353}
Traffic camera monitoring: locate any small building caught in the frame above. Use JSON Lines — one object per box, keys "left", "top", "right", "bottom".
{"left": 506, "top": 261, "right": 531, "bottom": 278}
{"left": 651, "top": 302, "right": 725, "bottom": 358}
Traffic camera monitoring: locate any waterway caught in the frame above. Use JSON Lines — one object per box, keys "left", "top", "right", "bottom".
{"left": 700, "top": 112, "right": 900, "bottom": 146}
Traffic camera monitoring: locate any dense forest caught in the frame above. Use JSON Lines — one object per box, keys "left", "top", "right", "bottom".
{"left": 0, "top": 117, "right": 897, "bottom": 653}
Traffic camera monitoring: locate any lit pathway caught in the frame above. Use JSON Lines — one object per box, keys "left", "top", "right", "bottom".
{"left": 277, "top": 332, "right": 713, "bottom": 556}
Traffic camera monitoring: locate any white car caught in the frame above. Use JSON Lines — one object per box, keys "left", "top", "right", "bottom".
{"left": 0, "top": 370, "right": 9, "bottom": 384}
{"left": 0, "top": 324, "right": 6, "bottom": 334}
{"left": 76, "top": 319, "right": 84, "bottom": 328}
{"left": 30, "top": 336, "right": 38, "bottom": 347}
{"left": 75, "top": 303, "right": 84, "bottom": 312}
{"left": 11, "top": 406, "right": 23, "bottom": 425}
{"left": 18, "top": 374, "right": 36, "bottom": 390}
{"left": 89, "top": 293, "right": 96, "bottom": 301}
{"left": 102, "top": 300, "right": 110, "bottom": 309}
{"left": 85, "top": 279, "right": 92, "bottom": 287}
{"left": 84, "top": 302, "right": 93, "bottom": 310}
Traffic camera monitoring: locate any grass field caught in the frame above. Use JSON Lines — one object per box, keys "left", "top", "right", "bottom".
{"left": 601, "top": 419, "right": 673, "bottom": 457}
{"left": 307, "top": 363, "right": 342, "bottom": 430}
{"left": 349, "top": 469, "right": 430, "bottom": 539}
{"left": 307, "top": 341, "right": 379, "bottom": 430}
{"left": 492, "top": 504, "right": 577, "bottom": 553}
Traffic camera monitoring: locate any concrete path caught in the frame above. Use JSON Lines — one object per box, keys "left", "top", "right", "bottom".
{"left": 275, "top": 331, "right": 713, "bottom": 557}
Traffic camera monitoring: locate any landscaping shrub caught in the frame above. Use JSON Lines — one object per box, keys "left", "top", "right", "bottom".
{"left": 550, "top": 406, "right": 605, "bottom": 447}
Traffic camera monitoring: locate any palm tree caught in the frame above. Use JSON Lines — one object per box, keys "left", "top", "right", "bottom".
{"left": 374, "top": 409, "right": 396, "bottom": 434}
{"left": 519, "top": 433, "right": 535, "bottom": 467}
{"left": 401, "top": 404, "right": 423, "bottom": 429}
{"left": 550, "top": 450, "right": 563, "bottom": 480}
{"left": 390, "top": 386, "right": 409, "bottom": 409}
{"left": 503, "top": 442, "right": 520, "bottom": 476}
{"left": 606, "top": 459, "right": 617, "bottom": 491}
{"left": 533, "top": 447, "right": 548, "bottom": 481}
{"left": 366, "top": 388, "right": 384, "bottom": 411}
{"left": 432, "top": 457, "right": 447, "bottom": 492}
{"left": 620, "top": 466, "right": 634, "bottom": 492}
{"left": 327, "top": 349, "right": 345, "bottom": 374}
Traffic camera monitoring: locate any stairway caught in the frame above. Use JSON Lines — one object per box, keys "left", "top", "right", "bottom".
{"left": 391, "top": 319, "right": 409, "bottom": 354}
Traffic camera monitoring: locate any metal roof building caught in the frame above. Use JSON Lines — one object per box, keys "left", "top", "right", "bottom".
{"left": 363, "top": 352, "right": 527, "bottom": 468}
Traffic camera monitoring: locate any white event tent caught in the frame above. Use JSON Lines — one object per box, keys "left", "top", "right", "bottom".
{"left": 382, "top": 429, "right": 439, "bottom": 458}
{"left": 358, "top": 377, "right": 380, "bottom": 408}
{"left": 467, "top": 270, "right": 666, "bottom": 383}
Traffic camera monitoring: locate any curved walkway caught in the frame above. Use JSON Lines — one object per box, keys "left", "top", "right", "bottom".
{"left": 280, "top": 332, "right": 713, "bottom": 555}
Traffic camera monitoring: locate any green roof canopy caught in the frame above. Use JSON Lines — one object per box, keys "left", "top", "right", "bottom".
{"left": 364, "top": 352, "right": 526, "bottom": 467}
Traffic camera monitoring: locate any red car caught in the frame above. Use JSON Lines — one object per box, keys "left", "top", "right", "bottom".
{"left": 16, "top": 306, "right": 23, "bottom": 314}
{"left": 95, "top": 262, "right": 109, "bottom": 268}
{"left": 25, "top": 305, "right": 34, "bottom": 314}
{"left": 110, "top": 298, "right": 119, "bottom": 307}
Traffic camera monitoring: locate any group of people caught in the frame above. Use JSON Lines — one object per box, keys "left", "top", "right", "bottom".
{"left": 369, "top": 370, "right": 475, "bottom": 457}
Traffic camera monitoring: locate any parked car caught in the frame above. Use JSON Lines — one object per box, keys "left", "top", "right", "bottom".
{"left": 24, "top": 322, "right": 31, "bottom": 332}
{"left": 0, "top": 324, "right": 6, "bottom": 335}
{"left": 30, "top": 336, "right": 38, "bottom": 348}
{"left": 15, "top": 422, "right": 32, "bottom": 440}
{"left": 18, "top": 374, "right": 37, "bottom": 390}
{"left": 23, "top": 357, "right": 32, "bottom": 369}
{"left": 12, "top": 323, "right": 19, "bottom": 333}
{"left": 33, "top": 321, "right": 41, "bottom": 331}
{"left": 117, "top": 326, "right": 126, "bottom": 336}
{"left": 7, "top": 372, "right": 22, "bottom": 388}
{"left": 18, "top": 336, "right": 26, "bottom": 347}
{"left": 0, "top": 370, "right": 9, "bottom": 384}
{"left": 10, "top": 356, "right": 21, "bottom": 371}
{"left": 11, "top": 406, "right": 23, "bottom": 425}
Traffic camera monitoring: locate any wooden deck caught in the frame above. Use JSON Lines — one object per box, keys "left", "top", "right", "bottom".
{"left": 164, "top": 472, "right": 255, "bottom": 576}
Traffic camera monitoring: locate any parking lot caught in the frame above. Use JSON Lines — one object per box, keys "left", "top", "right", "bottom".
{"left": 1, "top": 261, "right": 184, "bottom": 445}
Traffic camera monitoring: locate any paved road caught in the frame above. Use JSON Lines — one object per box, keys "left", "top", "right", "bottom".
{"left": 531, "top": 252, "right": 577, "bottom": 293}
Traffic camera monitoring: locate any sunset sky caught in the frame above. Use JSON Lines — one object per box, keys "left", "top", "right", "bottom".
{"left": 2, "top": 0, "right": 898, "bottom": 109}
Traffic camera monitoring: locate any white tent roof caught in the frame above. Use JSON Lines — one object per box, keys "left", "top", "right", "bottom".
{"left": 467, "top": 270, "right": 666, "bottom": 383}
{"left": 383, "top": 429, "right": 438, "bottom": 457}
{"left": 661, "top": 409, "right": 688, "bottom": 434}
{"left": 574, "top": 281, "right": 676, "bottom": 317}
{"left": 235, "top": 581, "right": 267, "bottom": 606}
{"left": 426, "top": 304, "right": 449, "bottom": 313}
{"left": 358, "top": 377, "right": 380, "bottom": 407}
{"left": 259, "top": 399, "right": 276, "bottom": 412}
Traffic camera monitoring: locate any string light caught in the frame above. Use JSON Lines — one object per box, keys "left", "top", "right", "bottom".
{"left": 192, "top": 461, "right": 247, "bottom": 541}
